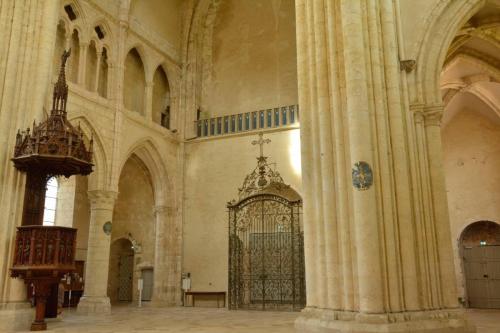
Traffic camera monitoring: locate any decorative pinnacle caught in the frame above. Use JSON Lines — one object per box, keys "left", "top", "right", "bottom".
{"left": 52, "top": 49, "right": 71, "bottom": 115}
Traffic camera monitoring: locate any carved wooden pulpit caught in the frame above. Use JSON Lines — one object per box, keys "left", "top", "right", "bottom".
{"left": 10, "top": 50, "right": 93, "bottom": 331}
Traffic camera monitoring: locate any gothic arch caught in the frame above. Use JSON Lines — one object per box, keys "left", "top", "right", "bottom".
{"left": 119, "top": 139, "right": 172, "bottom": 207}
{"left": 123, "top": 47, "right": 146, "bottom": 113}
{"left": 67, "top": 115, "right": 109, "bottom": 191}
{"left": 443, "top": 54, "right": 500, "bottom": 83}
{"left": 442, "top": 80, "right": 500, "bottom": 113}
{"left": 182, "top": 0, "right": 219, "bottom": 134}
{"left": 124, "top": 44, "right": 153, "bottom": 82}
{"left": 414, "top": 0, "right": 485, "bottom": 105}
{"left": 57, "top": 17, "right": 70, "bottom": 37}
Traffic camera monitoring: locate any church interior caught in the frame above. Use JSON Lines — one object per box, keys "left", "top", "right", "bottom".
{"left": 0, "top": 0, "right": 499, "bottom": 332}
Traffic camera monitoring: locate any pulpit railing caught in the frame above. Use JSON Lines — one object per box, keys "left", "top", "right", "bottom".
{"left": 11, "top": 226, "right": 76, "bottom": 276}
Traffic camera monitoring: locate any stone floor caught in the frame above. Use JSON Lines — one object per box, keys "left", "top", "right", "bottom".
{"left": 18, "top": 306, "right": 500, "bottom": 333}
{"left": 466, "top": 309, "right": 500, "bottom": 333}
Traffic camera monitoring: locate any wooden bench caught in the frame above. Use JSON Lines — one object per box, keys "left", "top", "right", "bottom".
{"left": 184, "top": 291, "right": 226, "bottom": 308}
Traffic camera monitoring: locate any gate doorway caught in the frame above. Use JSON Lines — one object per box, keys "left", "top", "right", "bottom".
{"left": 461, "top": 221, "right": 500, "bottom": 308}
{"left": 108, "top": 238, "right": 135, "bottom": 303}
{"left": 118, "top": 253, "right": 134, "bottom": 301}
{"left": 228, "top": 134, "right": 305, "bottom": 311}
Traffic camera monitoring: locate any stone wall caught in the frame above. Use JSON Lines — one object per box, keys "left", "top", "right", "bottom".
{"left": 201, "top": 0, "right": 298, "bottom": 116}
{"left": 443, "top": 108, "right": 500, "bottom": 299}
{"left": 111, "top": 156, "right": 156, "bottom": 302}
{"left": 183, "top": 128, "right": 302, "bottom": 293}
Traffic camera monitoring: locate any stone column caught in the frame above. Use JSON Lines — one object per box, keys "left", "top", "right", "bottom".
{"left": 77, "top": 190, "right": 117, "bottom": 314}
{"left": 150, "top": 205, "right": 181, "bottom": 306}
{"left": 145, "top": 81, "right": 154, "bottom": 121}
{"left": 294, "top": 0, "right": 473, "bottom": 332}
{"left": 423, "top": 105, "right": 459, "bottom": 309}
{"left": 77, "top": 42, "right": 88, "bottom": 86}
{"left": 340, "top": 0, "right": 384, "bottom": 314}
{"left": 93, "top": 49, "right": 102, "bottom": 92}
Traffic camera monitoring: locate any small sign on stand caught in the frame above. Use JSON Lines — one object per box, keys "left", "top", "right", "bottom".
{"left": 181, "top": 273, "right": 191, "bottom": 306}
{"left": 138, "top": 278, "right": 144, "bottom": 308}
{"left": 66, "top": 275, "right": 72, "bottom": 309}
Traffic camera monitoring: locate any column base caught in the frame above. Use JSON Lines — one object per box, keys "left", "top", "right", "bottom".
{"left": 0, "top": 302, "right": 34, "bottom": 332}
{"left": 295, "top": 307, "right": 476, "bottom": 333}
{"left": 30, "top": 320, "right": 47, "bottom": 331}
{"left": 77, "top": 296, "right": 111, "bottom": 315}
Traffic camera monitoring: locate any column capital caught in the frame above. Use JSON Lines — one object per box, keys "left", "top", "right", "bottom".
{"left": 410, "top": 103, "right": 443, "bottom": 127}
{"left": 87, "top": 190, "right": 118, "bottom": 210}
{"left": 422, "top": 104, "right": 444, "bottom": 127}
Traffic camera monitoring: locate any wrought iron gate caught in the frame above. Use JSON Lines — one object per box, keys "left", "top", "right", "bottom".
{"left": 228, "top": 134, "right": 305, "bottom": 311}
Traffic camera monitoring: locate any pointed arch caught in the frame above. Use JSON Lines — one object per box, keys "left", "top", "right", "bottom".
{"left": 85, "top": 40, "right": 98, "bottom": 91}
{"left": 152, "top": 64, "right": 171, "bottom": 127}
{"left": 124, "top": 43, "right": 153, "bottom": 81}
{"left": 97, "top": 47, "right": 109, "bottom": 98}
{"left": 124, "top": 47, "right": 146, "bottom": 114}
{"left": 414, "top": 0, "right": 485, "bottom": 105}
{"left": 443, "top": 53, "right": 500, "bottom": 83}
{"left": 67, "top": 115, "right": 108, "bottom": 191}
{"left": 119, "top": 138, "right": 172, "bottom": 207}
{"left": 182, "top": 0, "right": 219, "bottom": 135}
{"left": 54, "top": 20, "right": 68, "bottom": 77}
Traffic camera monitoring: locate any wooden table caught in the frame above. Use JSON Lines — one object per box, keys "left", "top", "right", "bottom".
{"left": 184, "top": 291, "right": 226, "bottom": 308}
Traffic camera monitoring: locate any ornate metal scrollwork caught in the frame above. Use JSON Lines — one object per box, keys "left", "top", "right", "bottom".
{"left": 227, "top": 134, "right": 305, "bottom": 311}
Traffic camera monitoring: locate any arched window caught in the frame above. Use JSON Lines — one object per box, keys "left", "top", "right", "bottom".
{"left": 53, "top": 22, "right": 67, "bottom": 77}
{"left": 85, "top": 40, "right": 98, "bottom": 91}
{"left": 123, "top": 48, "right": 145, "bottom": 114}
{"left": 68, "top": 29, "right": 80, "bottom": 83}
{"left": 43, "top": 177, "right": 58, "bottom": 226}
{"left": 152, "top": 66, "right": 170, "bottom": 128}
{"left": 97, "top": 48, "right": 108, "bottom": 98}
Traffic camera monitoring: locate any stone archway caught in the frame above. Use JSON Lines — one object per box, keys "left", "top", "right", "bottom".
{"left": 460, "top": 221, "right": 500, "bottom": 308}
{"left": 108, "top": 238, "right": 135, "bottom": 303}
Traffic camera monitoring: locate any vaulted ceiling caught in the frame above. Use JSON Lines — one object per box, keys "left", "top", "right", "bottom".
{"left": 441, "top": 0, "right": 500, "bottom": 126}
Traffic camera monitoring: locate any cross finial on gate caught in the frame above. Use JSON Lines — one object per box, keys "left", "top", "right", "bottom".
{"left": 252, "top": 132, "right": 271, "bottom": 158}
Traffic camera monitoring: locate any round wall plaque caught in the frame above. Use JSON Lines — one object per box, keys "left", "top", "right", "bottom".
{"left": 352, "top": 161, "right": 373, "bottom": 191}
{"left": 103, "top": 221, "right": 112, "bottom": 235}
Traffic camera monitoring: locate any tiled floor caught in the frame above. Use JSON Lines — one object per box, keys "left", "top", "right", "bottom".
{"left": 19, "top": 306, "right": 500, "bottom": 333}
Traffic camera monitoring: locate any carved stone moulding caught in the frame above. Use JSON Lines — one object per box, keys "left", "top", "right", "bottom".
{"left": 296, "top": 307, "right": 475, "bottom": 333}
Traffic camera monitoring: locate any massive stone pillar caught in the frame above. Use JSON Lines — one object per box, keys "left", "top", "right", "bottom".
{"left": 295, "top": 0, "right": 474, "bottom": 332}
{"left": 77, "top": 190, "right": 117, "bottom": 314}
{"left": 0, "top": 0, "right": 60, "bottom": 331}
{"left": 150, "top": 205, "right": 181, "bottom": 306}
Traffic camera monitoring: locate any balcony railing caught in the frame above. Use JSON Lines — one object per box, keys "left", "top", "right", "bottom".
{"left": 195, "top": 104, "right": 299, "bottom": 138}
